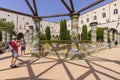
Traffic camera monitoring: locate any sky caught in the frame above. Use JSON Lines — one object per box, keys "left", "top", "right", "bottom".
{"left": 0, "top": 0, "right": 113, "bottom": 22}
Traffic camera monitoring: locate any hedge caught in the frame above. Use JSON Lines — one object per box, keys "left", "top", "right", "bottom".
{"left": 40, "top": 40, "right": 91, "bottom": 44}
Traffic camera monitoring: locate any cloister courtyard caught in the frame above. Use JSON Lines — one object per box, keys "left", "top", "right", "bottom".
{"left": 0, "top": 0, "right": 120, "bottom": 80}
{"left": 0, "top": 45, "right": 120, "bottom": 80}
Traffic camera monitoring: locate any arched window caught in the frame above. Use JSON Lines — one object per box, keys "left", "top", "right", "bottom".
{"left": 114, "top": 9, "right": 118, "bottom": 15}
{"left": 94, "top": 16, "right": 97, "bottom": 20}
{"left": 86, "top": 18, "right": 89, "bottom": 22}
{"left": 81, "top": 20, "right": 83, "bottom": 24}
{"left": 102, "top": 12, "right": 106, "bottom": 18}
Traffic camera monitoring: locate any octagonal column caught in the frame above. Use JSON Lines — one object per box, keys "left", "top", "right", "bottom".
{"left": 70, "top": 14, "right": 79, "bottom": 42}
{"left": 118, "top": 33, "right": 120, "bottom": 44}
{"left": 90, "top": 22, "right": 98, "bottom": 49}
{"left": 103, "top": 27, "right": 108, "bottom": 47}
{"left": 6, "top": 31, "right": 11, "bottom": 42}
{"left": 24, "top": 30, "right": 29, "bottom": 44}
{"left": 32, "top": 17, "right": 41, "bottom": 53}
{"left": 114, "top": 32, "right": 118, "bottom": 41}
{"left": 29, "top": 26, "right": 33, "bottom": 47}
{"left": 2, "top": 28, "right": 7, "bottom": 43}
{"left": 109, "top": 30, "right": 113, "bottom": 42}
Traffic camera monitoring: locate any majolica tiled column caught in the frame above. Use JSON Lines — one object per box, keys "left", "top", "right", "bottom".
{"left": 90, "top": 22, "right": 98, "bottom": 49}
{"left": 32, "top": 17, "right": 41, "bottom": 52}
{"left": 118, "top": 33, "right": 120, "bottom": 44}
{"left": 71, "top": 14, "right": 79, "bottom": 42}
{"left": 114, "top": 32, "right": 118, "bottom": 41}
{"left": 70, "top": 14, "right": 80, "bottom": 52}
{"left": 24, "top": 30, "right": 29, "bottom": 44}
{"left": 6, "top": 30, "right": 11, "bottom": 42}
{"left": 103, "top": 27, "right": 108, "bottom": 47}
{"left": 29, "top": 26, "right": 33, "bottom": 48}
{"left": 2, "top": 28, "right": 6, "bottom": 43}
{"left": 109, "top": 30, "right": 113, "bottom": 42}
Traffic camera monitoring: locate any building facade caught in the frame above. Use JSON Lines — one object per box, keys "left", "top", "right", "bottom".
{"left": 67, "top": 0, "right": 120, "bottom": 34}
{"left": 0, "top": 8, "right": 60, "bottom": 38}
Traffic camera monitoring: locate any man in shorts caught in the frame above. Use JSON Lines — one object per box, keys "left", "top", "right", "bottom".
{"left": 10, "top": 37, "right": 19, "bottom": 68}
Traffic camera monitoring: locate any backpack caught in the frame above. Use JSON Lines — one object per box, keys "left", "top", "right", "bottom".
{"left": 8, "top": 42, "right": 14, "bottom": 52}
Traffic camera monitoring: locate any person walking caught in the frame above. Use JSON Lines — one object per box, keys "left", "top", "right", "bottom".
{"left": 114, "top": 40, "right": 118, "bottom": 47}
{"left": 108, "top": 39, "right": 111, "bottom": 49}
{"left": 10, "top": 37, "right": 19, "bottom": 68}
{"left": 20, "top": 38, "right": 26, "bottom": 55}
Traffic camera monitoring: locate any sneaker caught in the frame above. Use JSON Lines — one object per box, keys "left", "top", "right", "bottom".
{"left": 14, "top": 65, "right": 19, "bottom": 68}
{"left": 10, "top": 65, "right": 18, "bottom": 68}
{"left": 10, "top": 65, "right": 14, "bottom": 68}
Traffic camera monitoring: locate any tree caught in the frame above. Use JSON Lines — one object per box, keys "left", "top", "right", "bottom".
{"left": 45, "top": 26, "right": 51, "bottom": 40}
{"left": 0, "top": 20, "right": 14, "bottom": 41}
{"left": 97, "top": 27, "right": 103, "bottom": 41}
{"left": 40, "top": 32, "right": 46, "bottom": 40}
{"left": 88, "top": 30, "right": 91, "bottom": 40}
{"left": 82, "top": 25, "right": 88, "bottom": 40}
{"left": 60, "top": 19, "right": 70, "bottom": 40}
{"left": 66, "top": 30, "right": 71, "bottom": 40}
{"left": 88, "top": 27, "right": 103, "bottom": 41}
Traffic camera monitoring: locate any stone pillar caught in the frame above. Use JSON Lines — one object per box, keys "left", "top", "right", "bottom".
{"left": 109, "top": 30, "right": 114, "bottom": 47}
{"left": 29, "top": 26, "right": 33, "bottom": 47}
{"left": 90, "top": 22, "right": 98, "bottom": 49}
{"left": 2, "top": 28, "right": 6, "bottom": 43}
{"left": 118, "top": 33, "right": 120, "bottom": 44}
{"left": 24, "top": 30, "right": 29, "bottom": 44}
{"left": 109, "top": 30, "right": 113, "bottom": 42}
{"left": 114, "top": 32, "right": 118, "bottom": 41}
{"left": 6, "top": 30, "right": 11, "bottom": 42}
{"left": 103, "top": 27, "right": 108, "bottom": 47}
{"left": 70, "top": 14, "right": 79, "bottom": 42}
{"left": 32, "top": 17, "right": 41, "bottom": 53}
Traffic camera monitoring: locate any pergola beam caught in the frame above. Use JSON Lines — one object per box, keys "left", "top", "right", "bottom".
{"left": 77, "top": 0, "right": 104, "bottom": 13}
{"left": 25, "top": 0, "right": 36, "bottom": 16}
{"left": 61, "top": 0, "right": 73, "bottom": 13}
{"left": 33, "top": 0, "right": 38, "bottom": 16}
{"left": 39, "top": 13, "right": 70, "bottom": 18}
{"left": 0, "top": 7, "right": 33, "bottom": 17}
{"left": 70, "top": 0, "right": 75, "bottom": 12}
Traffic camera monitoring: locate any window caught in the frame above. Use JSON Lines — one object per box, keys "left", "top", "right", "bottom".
{"left": 102, "top": 12, "right": 106, "bottom": 18}
{"left": 94, "top": 16, "right": 97, "bottom": 20}
{"left": 103, "top": 8, "right": 105, "bottom": 10}
{"left": 81, "top": 20, "right": 83, "bottom": 24}
{"left": 114, "top": 4, "right": 116, "bottom": 6}
{"left": 19, "top": 25, "right": 22, "bottom": 29}
{"left": 1, "top": 18, "right": 6, "bottom": 22}
{"left": 114, "top": 9, "right": 118, "bottom": 15}
{"left": 24, "top": 25, "right": 25, "bottom": 29}
{"left": 86, "top": 18, "right": 89, "bottom": 22}
{"left": 41, "top": 25, "right": 42, "bottom": 27}
{"left": 26, "top": 22, "right": 29, "bottom": 25}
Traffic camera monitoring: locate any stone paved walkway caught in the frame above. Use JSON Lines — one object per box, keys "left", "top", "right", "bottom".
{"left": 0, "top": 46, "right": 120, "bottom": 80}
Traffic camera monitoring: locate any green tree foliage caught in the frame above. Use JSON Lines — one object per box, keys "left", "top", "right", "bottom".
{"left": 60, "top": 19, "right": 70, "bottom": 40}
{"left": 45, "top": 26, "right": 51, "bottom": 40}
{"left": 88, "top": 27, "right": 103, "bottom": 41}
{"left": 82, "top": 25, "right": 88, "bottom": 40}
{"left": 88, "top": 30, "right": 91, "bottom": 40}
{"left": 66, "top": 30, "right": 71, "bottom": 40}
{"left": 40, "top": 32, "right": 46, "bottom": 40}
{"left": 0, "top": 20, "right": 14, "bottom": 41}
{"left": 97, "top": 27, "right": 103, "bottom": 41}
